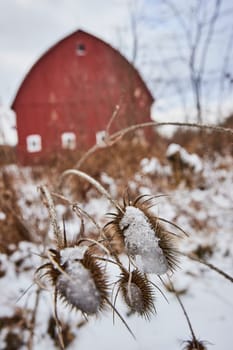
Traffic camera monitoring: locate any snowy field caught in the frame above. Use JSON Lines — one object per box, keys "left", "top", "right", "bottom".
{"left": 0, "top": 149, "right": 232, "bottom": 350}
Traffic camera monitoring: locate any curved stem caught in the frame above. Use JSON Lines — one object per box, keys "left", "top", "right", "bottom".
{"left": 169, "top": 278, "right": 197, "bottom": 344}
{"left": 76, "top": 121, "right": 233, "bottom": 169}
{"left": 59, "top": 169, "right": 123, "bottom": 213}
{"left": 78, "top": 237, "right": 110, "bottom": 255}
{"left": 76, "top": 143, "right": 100, "bottom": 169}
{"left": 111, "top": 121, "right": 233, "bottom": 141}
{"left": 183, "top": 252, "right": 233, "bottom": 283}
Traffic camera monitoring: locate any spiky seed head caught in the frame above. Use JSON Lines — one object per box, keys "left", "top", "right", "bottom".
{"left": 183, "top": 339, "right": 207, "bottom": 350}
{"left": 35, "top": 249, "right": 60, "bottom": 287}
{"left": 58, "top": 248, "right": 108, "bottom": 315}
{"left": 80, "top": 251, "right": 109, "bottom": 312}
{"left": 36, "top": 246, "right": 108, "bottom": 315}
{"left": 104, "top": 195, "right": 179, "bottom": 274}
{"left": 119, "top": 269, "right": 155, "bottom": 319}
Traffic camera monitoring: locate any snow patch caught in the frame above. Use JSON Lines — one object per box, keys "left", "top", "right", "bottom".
{"left": 100, "top": 172, "right": 117, "bottom": 197}
{"left": 141, "top": 157, "right": 171, "bottom": 176}
{"left": 167, "top": 143, "right": 203, "bottom": 173}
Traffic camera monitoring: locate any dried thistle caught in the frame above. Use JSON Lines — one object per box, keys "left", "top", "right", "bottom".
{"left": 105, "top": 194, "right": 180, "bottom": 274}
{"left": 36, "top": 245, "right": 108, "bottom": 315}
{"left": 183, "top": 339, "right": 207, "bottom": 350}
{"left": 118, "top": 268, "right": 155, "bottom": 319}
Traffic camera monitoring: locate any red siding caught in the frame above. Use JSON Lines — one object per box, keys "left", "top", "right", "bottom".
{"left": 12, "top": 30, "right": 154, "bottom": 164}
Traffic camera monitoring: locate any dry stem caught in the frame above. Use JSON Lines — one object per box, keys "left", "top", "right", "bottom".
{"left": 59, "top": 169, "right": 122, "bottom": 212}
{"left": 184, "top": 252, "right": 233, "bottom": 283}
{"left": 76, "top": 121, "right": 233, "bottom": 168}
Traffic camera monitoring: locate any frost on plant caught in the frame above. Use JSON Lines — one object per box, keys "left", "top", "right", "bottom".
{"left": 36, "top": 246, "right": 109, "bottom": 316}
{"left": 105, "top": 194, "right": 180, "bottom": 275}
{"left": 119, "top": 206, "right": 168, "bottom": 274}
{"left": 60, "top": 246, "right": 88, "bottom": 265}
{"left": 34, "top": 166, "right": 223, "bottom": 349}
{"left": 57, "top": 260, "right": 101, "bottom": 315}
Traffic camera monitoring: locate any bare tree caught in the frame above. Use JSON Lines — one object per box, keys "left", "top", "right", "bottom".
{"left": 117, "top": 0, "right": 233, "bottom": 124}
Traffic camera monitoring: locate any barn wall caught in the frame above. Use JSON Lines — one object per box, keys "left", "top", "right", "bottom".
{"left": 12, "top": 30, "right": 154, "bottom": 164}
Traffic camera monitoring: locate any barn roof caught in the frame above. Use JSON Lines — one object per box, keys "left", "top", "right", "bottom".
{"left": 12, "top": 29, "right": 155, "bottom": 164}
{"left": 12, "top": 29, "right": 154, "bottom": 107}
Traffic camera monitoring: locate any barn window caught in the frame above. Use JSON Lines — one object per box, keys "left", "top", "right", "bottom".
{"left": 76, "top": 43, "right": 86, "bottom": 56}
{"left": 61, "top": 132, "right": 76, "bottom": 150}
{"left": 96, "top": 130, "right": 107, "bottom": 147}
{"left": 26, "top": 134, "right": 42, "bottom": 153}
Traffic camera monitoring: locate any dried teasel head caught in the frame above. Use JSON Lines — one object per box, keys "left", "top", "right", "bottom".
{"left": 118, "top": 268, "right": 155, "bottom": 319}
{"left": 104, "top": 194, "right": 180, "bottom": 274}
{"left": 36, "top": 245, "right": 108, "bottom": 315}
{"left": 183, "top": 339, "right": 208, "bottom": 350}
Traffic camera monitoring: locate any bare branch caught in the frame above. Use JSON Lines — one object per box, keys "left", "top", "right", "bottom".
{"left": 59, "top": 169, "right": 122, "bottom": 213}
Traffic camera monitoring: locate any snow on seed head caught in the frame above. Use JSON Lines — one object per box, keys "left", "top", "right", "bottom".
{"left": 60, "top": 246, "right": 88, "bottom": 265}
{"left": 36, "top": 246, "right": 109, "bottom": 315}
{"left": 119, "top": 206, "right": 168, "bottom": 274}
{"left": 56, "top": 250, "right": 109, "bottom": 314}
{"left": 57, "top": 260, "right": 101, "bottom": 315}
{"left": 104, "top": 195, "right": 180, "bottom": 274}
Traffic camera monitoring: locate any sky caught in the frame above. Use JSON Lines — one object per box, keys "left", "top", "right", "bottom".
{"left": 0, "top": 0, "right": 132, "bottom": 106}
{"left": 0, "top": 0, "right": 233, "bottom": 134}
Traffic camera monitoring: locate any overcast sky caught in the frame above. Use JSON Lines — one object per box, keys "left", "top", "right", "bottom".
{"left": 0, "top": 0, "right": 133, "bottom": 106}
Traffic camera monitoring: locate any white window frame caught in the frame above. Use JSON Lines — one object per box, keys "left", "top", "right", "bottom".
{"left": 26, "top": 134, "right": 42, "bottom": 153}
{"left": 96, "top": 130, "right": 107, "bottom": 147}
{"left": 61, "top": 132, "right": 76, "bottom": 150}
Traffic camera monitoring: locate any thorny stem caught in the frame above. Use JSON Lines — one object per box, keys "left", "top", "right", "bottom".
{"left": 169, "top": 279, "right": 198, "bottom": 345}
{"left": 59, "top": 169, "right": 123, "bottom": 213}
{"left": 39, "top": 185, "right": 63, "bottom": 248}
{"left": 184, "top": 252, "right": 233, "bottom": 283}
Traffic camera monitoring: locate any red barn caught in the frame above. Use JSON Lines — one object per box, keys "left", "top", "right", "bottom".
{"left": 12, "top": 30, "right": 154, "bottom": 164}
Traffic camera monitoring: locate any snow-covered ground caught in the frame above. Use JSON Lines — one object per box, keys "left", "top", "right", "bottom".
{"left": 0, "top": 150, "right": 232, "bottom": 350}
